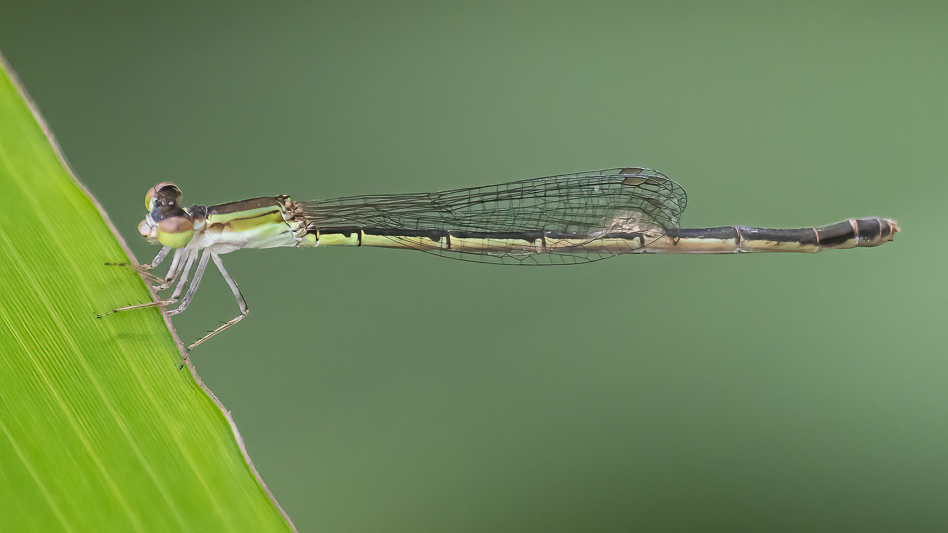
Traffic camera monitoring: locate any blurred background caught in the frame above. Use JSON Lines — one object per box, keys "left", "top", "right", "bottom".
{"left": 1, "top": 1, "right": 945, "bottom": 530}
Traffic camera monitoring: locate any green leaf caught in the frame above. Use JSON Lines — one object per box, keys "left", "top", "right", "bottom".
{"left": 0, "top": 54, "right": 294, "bottom": 532}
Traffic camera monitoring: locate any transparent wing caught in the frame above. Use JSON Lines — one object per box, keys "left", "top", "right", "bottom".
{"left": 297, "top": 167, "right": 688, "bottom": 265}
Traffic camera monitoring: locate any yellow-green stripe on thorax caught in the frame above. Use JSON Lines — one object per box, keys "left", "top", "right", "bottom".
{"left": 192, "top": 197, "right": 310, "bottom": 251}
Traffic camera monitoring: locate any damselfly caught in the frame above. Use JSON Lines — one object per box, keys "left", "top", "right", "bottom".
{"left": 105, "top": 168, "right": 899, "bottom": 350}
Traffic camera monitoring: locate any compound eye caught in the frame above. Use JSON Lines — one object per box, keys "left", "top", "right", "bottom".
{"left": 156, "top": 216, "right": 194, "bottom": 248}
{"left": 145, "top": 182, "right": 182, "bottom": 211}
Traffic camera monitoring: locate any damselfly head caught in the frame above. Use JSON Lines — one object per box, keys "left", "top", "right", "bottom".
{"left": 145, "top": 182, "right": 183, "bottom": 212}
{"left": 140, "top": 182, "right": 194, "bottom": 248}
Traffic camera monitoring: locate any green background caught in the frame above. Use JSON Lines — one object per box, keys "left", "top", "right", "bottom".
{"left": 1, "top": 1, "right": 945, "bottom": 530}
